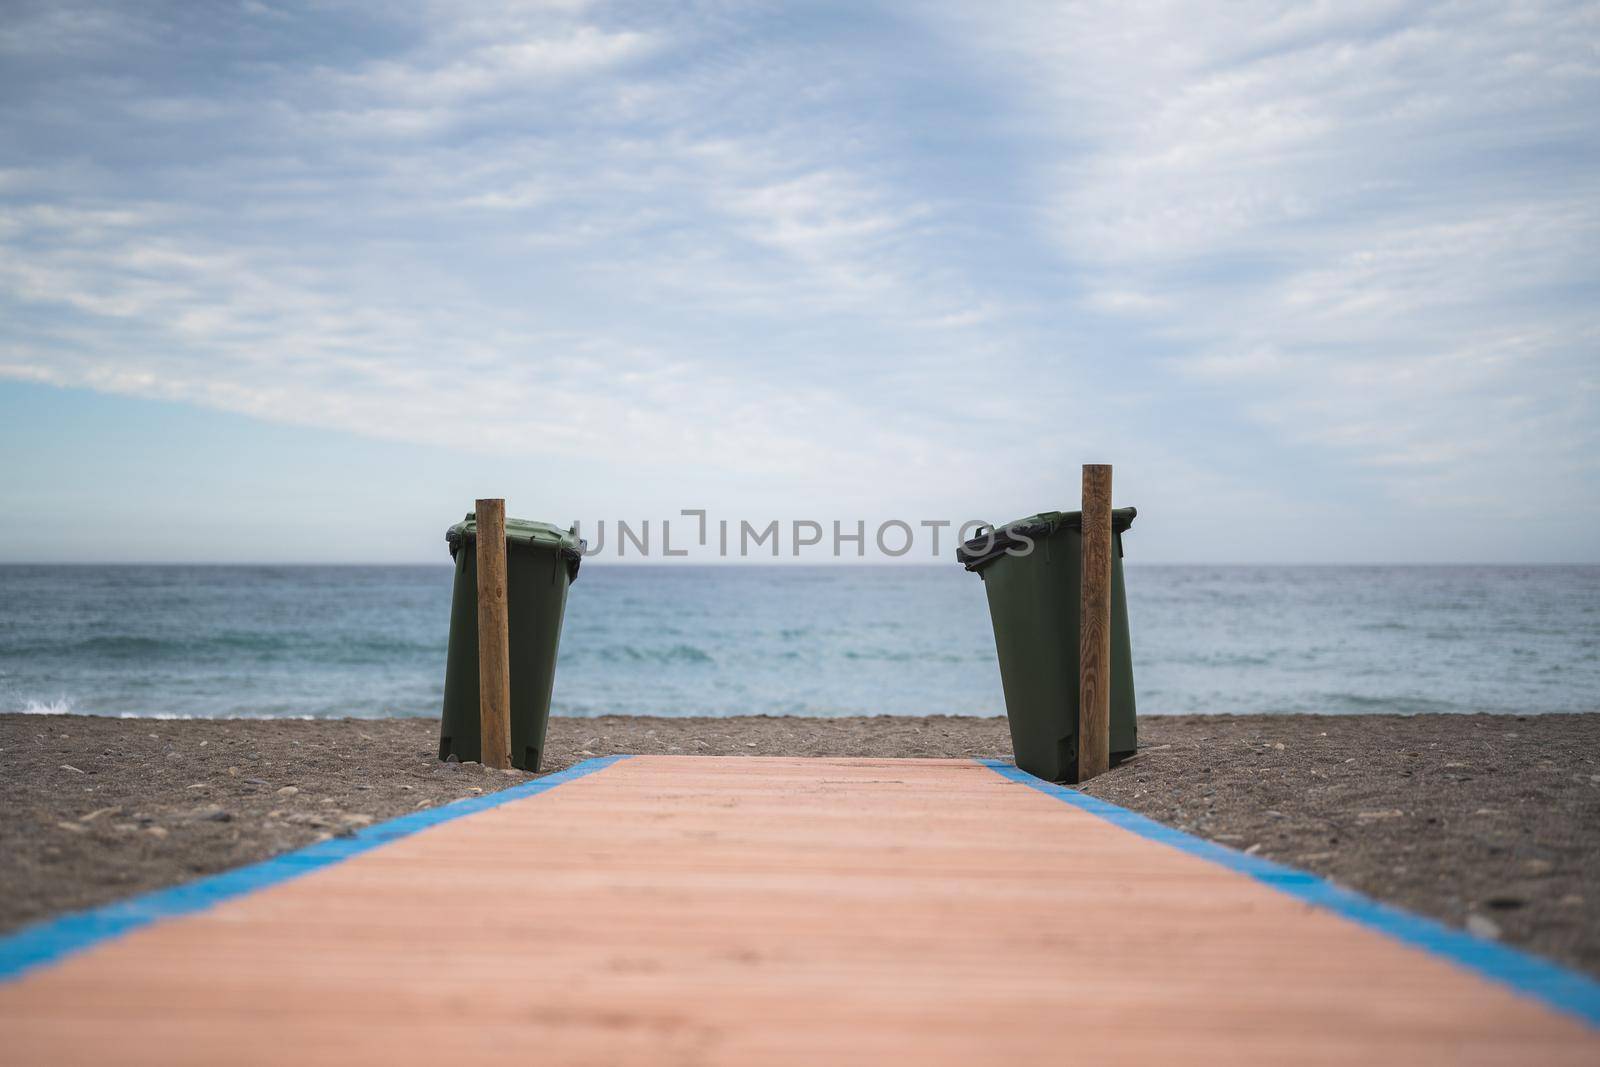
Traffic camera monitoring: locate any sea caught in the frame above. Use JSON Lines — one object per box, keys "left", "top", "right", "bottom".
{"left": 1, "top": 565, "right": 1596, "bottom": 719}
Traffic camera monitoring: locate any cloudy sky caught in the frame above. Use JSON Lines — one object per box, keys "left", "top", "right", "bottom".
{"left": 1, "top": 0, "right": 1596, "bottom": 562}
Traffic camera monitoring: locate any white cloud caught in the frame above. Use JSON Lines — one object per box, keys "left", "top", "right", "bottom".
{"left": 1083, "top": 289, "right": 1169, "bottom": 316}
{"left": 328, "top": 26, "right": 656, "bottom": 105}
{"left": 922, "top": 0, "right": 1600, "bottom": 516}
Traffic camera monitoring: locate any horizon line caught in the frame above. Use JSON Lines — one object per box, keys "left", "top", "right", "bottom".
{"left": 2, "top": 560, "right": 1597, "bottom": 569}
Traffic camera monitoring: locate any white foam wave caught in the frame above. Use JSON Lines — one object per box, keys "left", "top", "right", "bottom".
{"left": 114, "top": 712, "right": 320, "bottom": 721}
{"left": 18, "top": 696, "right": 76, "bottom": 715}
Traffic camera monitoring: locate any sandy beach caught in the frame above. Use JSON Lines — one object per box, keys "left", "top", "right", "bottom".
{"left": 3, "top": 711, "right": 1596, "bottom": 978}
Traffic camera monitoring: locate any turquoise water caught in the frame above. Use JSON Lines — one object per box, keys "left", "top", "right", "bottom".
{"left": 0, "top": 565, "right": 1595, "bottom": 718}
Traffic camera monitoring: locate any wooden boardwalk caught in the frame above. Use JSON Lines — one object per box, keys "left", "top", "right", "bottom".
{"left": 3, "top": 755, "right": 1597, "bottom": 1064}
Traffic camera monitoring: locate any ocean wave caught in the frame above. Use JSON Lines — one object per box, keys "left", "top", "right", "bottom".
{"left": 8, "top": 633, "right": 445, "bottom": 661}
{"left": 583, "top": 644, "right": 716, "bottom": 665}
{"left": 843, "top": 649, "right": 970, "bottom": 664}
{"left": 73, "top": 636, "right": 174, "bottom": 656}
{"left": 1324, "top": 693, "right": 1461, "bottom": 714}
{"left": 114, "top": 712, "right": 319, "bottom": 720}
{"left": 1170, "top": 652, "right": 1274, "bottom": 668}
{"left": 16, "top": 696, "right": 76, "bottom": 714}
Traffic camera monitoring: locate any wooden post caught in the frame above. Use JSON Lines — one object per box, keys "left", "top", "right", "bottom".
{"left": 1078, "top": 464, "right": 1113, "bottom": 783}
{"left": 474, "top": 498, "right": 512, "bottom": 770}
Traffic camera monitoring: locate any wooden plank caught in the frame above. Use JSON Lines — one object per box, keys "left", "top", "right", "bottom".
{"left": 473, "top": 498, "right": 511, "bottom": 770}
{"left": 1078, "top": 463, "right": 1113, "bottom": 782}
{"left": 1, "top": 756, "right": 1594, "bottom": 1065}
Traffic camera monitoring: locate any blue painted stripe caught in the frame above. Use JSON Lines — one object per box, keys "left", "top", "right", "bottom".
{"left": 976, "top": 758, "right": 1600, "bottom": 1029}
{"left": 0, "top": 755, "right": 627, "bottom": 983}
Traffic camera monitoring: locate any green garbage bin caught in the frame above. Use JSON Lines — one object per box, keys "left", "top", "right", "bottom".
{"left": 958, "top": 508, "right": 1138, "bottom": 782}
{"left": 438, "top": 513, "right": 584, "bottom": 771}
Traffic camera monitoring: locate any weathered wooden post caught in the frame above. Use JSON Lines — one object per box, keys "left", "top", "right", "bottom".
{"left": 475, "top": 498, "right": 512, "bottom": 770}
{"left": 1078, "top": 464, "right": 1113, "bottom": 782}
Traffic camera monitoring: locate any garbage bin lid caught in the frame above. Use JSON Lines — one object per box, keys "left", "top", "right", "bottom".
{"left": 955, "top": 507, "right": 1136, "bottom": 573}
{"left": 446, "top": 514, "right": 586, "bottom": 581}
